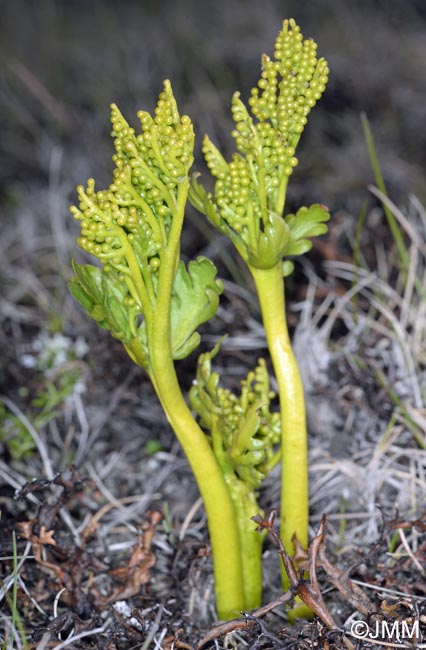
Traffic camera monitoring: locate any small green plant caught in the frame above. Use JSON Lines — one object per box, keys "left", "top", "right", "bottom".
{"left": 69, "top": 19, "right": 329, "bottom": 619}
{"left": 0, "top": 334, "right": 85, "bottom": 462}
{"left": 1, "top": 532, "right": 30, "bottom": 650}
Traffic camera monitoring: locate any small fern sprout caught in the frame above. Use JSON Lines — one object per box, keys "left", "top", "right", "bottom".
{"left": 190, "top": 344, "right": 281, "bottom": 606}
{"left": 69, "top": 82, "right": 245, "bottom": 619}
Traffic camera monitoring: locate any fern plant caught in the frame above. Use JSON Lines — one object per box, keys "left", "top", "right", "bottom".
{"left": 190, "top": 17, "right": 329, "bottom": 579}
{"left": 69, "top": 19, "right": 329, "bottom": 619}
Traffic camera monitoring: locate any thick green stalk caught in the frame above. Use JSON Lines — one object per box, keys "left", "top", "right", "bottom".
{"left": 250, "top": 264, "right": 308, "bottom": 575}
{"left": 229, "top": 480, "right": 263, "bottom": 609}
{"left": 151, "top": 350, "right": 246, "bottom": 618}
{"left": 145, "top": 180, "right": 244, "bottom": 619}
{"left": 191, "top": 370, "right": 265, "bottom": 610}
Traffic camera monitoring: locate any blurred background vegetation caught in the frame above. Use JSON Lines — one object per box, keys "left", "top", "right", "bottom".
{"left": 2, "top": 0, "right": 426, "bottom": 214}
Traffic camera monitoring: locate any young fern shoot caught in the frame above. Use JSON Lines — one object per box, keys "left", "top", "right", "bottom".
{"left": 69, "top": 82, "right": 245, "bottom": 619}
{"left": 189, "top": 19, "right": 330, "bottom": 578}
{"left": 190, "top": 342, "right": 281, "bottom": 608}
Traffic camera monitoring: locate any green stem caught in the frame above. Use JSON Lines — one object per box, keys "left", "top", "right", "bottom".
{"left": 210, "top": 415, "right": 263, "bottom": 610}
{"left": 275, "top": 172, "right": 289, "bottom": 217}
{"left": 246, "top": 201, "right": 258, "bottom": 251}
{"left": 250, "top": 264, "right": 308, "bottom": 583}
{"left": 228, "top": 479, "right": 263, "bottom": 609}
{"left": 152, "top": 358, "right": 246, "bottom": 618}
{"left": 143, "top": 179, "right": 245, "bottom": 619}
{"left": 256, "top": 155, "right": 268, "bottom": 224}
{"left": 120, "top": 234, "right": 155, "bottom": 318}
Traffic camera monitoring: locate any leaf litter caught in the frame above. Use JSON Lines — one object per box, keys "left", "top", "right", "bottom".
{"left": 0, "top": 463, "right": 425, "bottom": 649}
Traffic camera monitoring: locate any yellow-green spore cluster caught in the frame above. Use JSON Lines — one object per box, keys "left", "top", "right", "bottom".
{"left": 70, "top": 80, "right": 194, "bottom": 284}
{"left": 190, "top": 353, "right": 281, "bottom": 487}
{"left": 200, "top": 19, "right": 329, "bottom": 259}
{"left": 249, "top": 19, "right": 328, "bottom": 139}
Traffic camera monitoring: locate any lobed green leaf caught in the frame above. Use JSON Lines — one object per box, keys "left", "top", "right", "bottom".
{"left": 284, "top": 203, "right": 330, "bottom": 257}
{"left": 169, "top": 258, "right": 224, "bottom": 359}
{"left": 190, "top": 350, "right": 281, "bottom": 487}
{"left": 68, "top": 261, "right": 144, "bottom": 346}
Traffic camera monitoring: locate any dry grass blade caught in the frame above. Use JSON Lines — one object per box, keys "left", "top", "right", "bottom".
{"left": 36, "top": 624, "right": 107, "bottom": 650}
